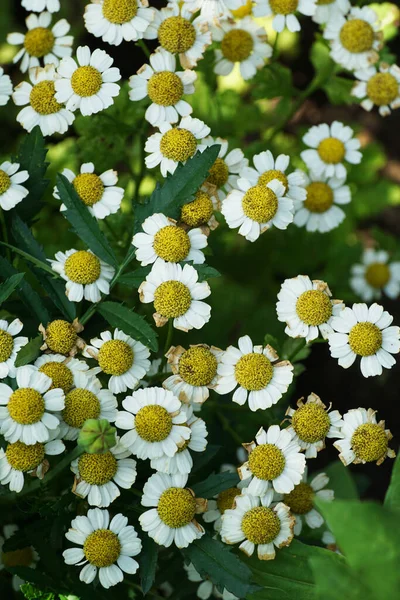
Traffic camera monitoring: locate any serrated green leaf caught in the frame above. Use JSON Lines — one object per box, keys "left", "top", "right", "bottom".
{"left": 97, "top": 301, "right": 158, "bottom": 351}
{"left": 15, "top": 336, "right": 43, "bottom": 367}
{"left": 384, "top": 453, "right": 400, "bottom": 511}
{"left": 139, "top": 535, "right": 158, "bottom": 595}
{"left": 324, "top": 461, "right": 359, "bottom": 500}
{"left": 191, "top": 472, "right": 240, "bottom": 498}
{"left": 0, "top": 273, "right": 24, "bottom": 305}
{"left": 118, "top": 266, "right": 151, "bottom": 288}
{"left": 0, "top": 242, "right": 56, "bottom": 276}
{"left": 252, "top": 63, "right": 293, "bottom": 99}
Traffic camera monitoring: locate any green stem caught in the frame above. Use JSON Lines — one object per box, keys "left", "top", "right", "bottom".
{"left": 0, "top": 209, "right": 12, "bottom": 262}
{"left": 137, "top": 39, "right": 151, "bottom": 59}
{"left": 272, "top": 32, "right": 280, "bottom": 60}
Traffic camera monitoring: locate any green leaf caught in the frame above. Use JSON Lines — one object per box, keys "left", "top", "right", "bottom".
{"left": 15, "top": 336, "right": 43, "bottom": 367}
{"left": 323, "top": 76, "right": 355, "bottom": 105}
{"left": 191, "top": 444, "right": 221, "bottom": 473}
{"left": 0, "top": 273, "right": 24, "bottom": 305}
{"left": 252, "top": 63, "right": 293, "bottom": 99}
{"left": 310, "top": 40, "right": 336, "bottom": 82}
{"left": 324, "top": 461, "right": 359, "bottom": 500}
{"left": 385, "top": 453, "right": 400, "bottom": 511}
{"left": 310, "top": 554, "right": 374, "bottom": 600}
{"left": 20, "top": 584, "right": 56, "bottom": 600}
{"left": 0, "top": 242, "right": 56, "bottom": 276}
{"left": 97, "top": 301, "right": 158, "bottom": 351}
{"left": 139, "top": 535, "right": 158, "bottom": 595}
{"left": 118, "top": 266, "right": 151, "bottom": 288}
{"left": 191, "top": 264, "right": 221, "bottom": 282}
{"left": 56, "top": 173, "right": 118, "bottom": 268}
{"left": 191, "top": 472, "right": 240, "bottom": 498}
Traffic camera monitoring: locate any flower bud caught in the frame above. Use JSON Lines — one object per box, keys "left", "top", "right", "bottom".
{"left": 78, "top": 419, "right": 116, "bottom": 454}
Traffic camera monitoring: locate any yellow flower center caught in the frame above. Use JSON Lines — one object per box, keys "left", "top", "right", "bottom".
{"left": 98, "top": 339, "right": 134, "bottom": 375}
{"left": 221, "top": 29, "right": 254, "bottom": 62}
{"left": 241, "top": 507, "right": 281, "bottom": 544}
{"left": 102, "top": 0, "right": 138, "bottom": 23}
{"left": 30, "top": 81, "right": 63, "bottom": 115}
{"left": 235, "top": 352, "right": 274, "bottom": 391}
{"left": 0, "top": 329, "right": 14, "bottom": 362}
{"left": 295, "top": 289, "right": 332, "bottom": 326}
{"left": 153, "top": 225, "right": 191, "bottom": 263}
{"left": 38, "top": 361, "right": 74, "bottom": 394}
{"left": 147, "top": 71, "right": 184, "bottom": 107}
{"left": 64, "top": 250, "right": 101, "bottom": 285}
{"left": 216, "top": 487, "right": 240, "bottom": 514}
{"left": 284, "top": 482, "right": 314, "bottom": 514}
{"left": 339, "top": 19, "right": 374, "bottom": 54}
{"left": 62, "top": 388, "right": 101, "bottom": 428}
{"left": 232, "top": 0, "right": 253, "bottom": 18}
{"left": 317, "top": 0, "right": 334, "bottom": 4}
{"left": 0, "top": 170, "right": 11, "bottom": 195}
{"left": 351, "top": 423, "right": 388, "bottom": 462}
{"left": 348, "top": 322, "right": 382, "bottom": 356}
{"left": 317, "top": 138, "right": 346, "bottom": 164}
{"left": 135, "top": 404, "right": 173, "bottom": 442}
{"left": 304, "top": 182, "right": 334, "bottom": 213}
{"left": 207, "top": 158, "right": 229, "bottom": 189}
{"left": 366, "top": 72, "right": 399, "bottom": 106}
{"left": 365, "top": 262, "right": 390, "bottom": 289}
{"left": 84, "top": 529, "right": 121, "bottom": 567}
{"left": 178, "top": 346, "right": 218, "bottom": 387}
{"left": 8, "top": 388, "right": 45, "bottom": 425}
{"left": 160, "top": 128, "right": 198, "bottom": 162}
{"left": 45, "top": 320, "right": 77, "bottom": 355}
{"left": 78, "top": 451, "right": 118, "bottom": 485}
{"left": 292, "top": 403, "right": 331, "bottom": 443}
{"left": 180, "top": 190, "right": 214, "bottom": 227}
{"left": 270, "top": 0, "right": 298, "bottom": 13}
{"left": 23, "top": 27, "right": 55, "bottom": 57}
{"left": 158, "top": 16, "right": 196, "bottom": 54}
{"left": 71, "top": 66, "right": 102, "bottom": 97}
{"left": 153, "top": 280, "right": 192, "bottom": 318}
{"left": 248, "top": 443, "right": 285, "bottom": 480}
{"left": 6, "top": 441, "right": 45, "bottom": 472}
{"left": 242, "top": 185, "right": 278, "bottom": 224}
{"left": 258, "top": 169, "right": 288, "bottom": 191}
{"left": 1, "top": 547, "right": 34, "bottom": 568}
{"left": 73, "top": 173, "right": 104, "bottom": 207}
{"left": 157, "top": 487, "right": 196, "bottom": 528}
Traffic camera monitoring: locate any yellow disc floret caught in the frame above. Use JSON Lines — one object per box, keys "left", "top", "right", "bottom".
{"left": 62, "top": 388, "right": 101, "bottom": 428}
{"left": 221, "top": 29, "right": 254, "bottom": 62}
{"left": 304, "top": 182, "right": 334, "bottom": 213}
{"left": 160, "top": 128, "right": 198, "bottom": 162}
{"left": 232, "top": 0, "right": 253, "bottom": 18}
{"left": 153, "top": 225, "right": 191, "bottom": 263}
{"left": 217, "top": 487, "right": 240, "bottom": 514}
{"left": 178, "top": 346, "right": 218, "bottom": 387}
{"left": 0, "top": 170, "right": 11, "bottom": 195}
{"left": 98, "top": 339, "right": 134, "bottom": 375}
{"left": 365, "top": 262, "right": 390, "bottom": 288}
{"left": 0, "top": 329, "right": 14, "bottom": 362}
{"left": 78, "top": 451, "right": 118, "bottom": 485}
{"left": 317, "top": 0, "right": 334, "bottom": 4}
{"left": 317, "top": 138, "right": 346, "bottom": 164}
{"left": 339, "top": 19, "right": 374, "bottom": 54}
{"left": 1, "top": 547, "right": 34, "bottom": 568}
{"left": 102, "top": 0, "right": 138, "bottom": 23}
{"left": 158, "top": 16, "right": 196, "bottom": 54}
{"left": 38, "top": 361, "right": 74, "bottom": 393}
{"left": 147, "top": 71, "right": 184, "bottom": 107}
{"left": 45, "top": 320, "right": 77, "bottom": 355}
{"left": 241, "top": 506, "right": 281, "bottom": 544}
{"left": 154, "top": 280, "right": 192, "bottom": 318}
{"left": 6, "top": 441, "right": 45, "bottom": 472}
{"left": 296, "top": 290, "right": 332, "bottom": 326}
{"left": 73, "top": 173, "right": 104, "bottom": 207}
{"left": 180, "top": 190, "right": 214, "bottom": 227}
{"left": 71, "top": 66, "right": 102, "bottom": 97}
{"left": 284, "top": 482, "right": 314, "bottom": 514}
{"left": 24, "top": 27, "right": 55, "bottom": 57}
{"left": 351, "top": 423, "right": 388, "bottom": 462}
{"left": 348, "top": 322, "right": 382, "bottom": 356}
{"left": 84, "top": 529, "right": 121, "bottom": 567}
{"left": 367, "top": 72, "right": 398, "bottom": 106}
{"left": 207, "top": 158, "right": 229, "bottom": 188}
{"left": 292, "top": 403, "right": 331, "bottom": 443}
{"left": 157, "top": 487, "right": 196, "bottom": 527}
{"left": 242, "top": 185, "right": 278, "bottom": 223}
{"left": 248, "top": 443, "right": 285, "bottom": 480}
{"left": 269, "top": 0, "right": 298, "bottom": 14}
{"left": 135, "top": 404, "right": 173, "bottom": 442}
{"left": 8, "top": 389, "right": 45, "bottom": 425}
{"left": 64, "top": 251, "right": 101, "bottom": 285}
{"left": 259, "top": 169, "right": 288, "bottom": 191}
{"left": 235, "top": 353, "right": 273, "bottom": 391}
{"left": 30, "top": 81, "right": 63, "bottom": 115}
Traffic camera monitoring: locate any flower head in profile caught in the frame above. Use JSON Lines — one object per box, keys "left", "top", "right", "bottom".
{"left": 0, "top": 67, "right": 12, "bottom": 107}
{"left": 0, "top": 319, "right": 28, "bottom": 379}
{"left": 253, "top": 0, "right": 316, "bottom": 33}
{"left": 84, "top": 0, "right": 154, "bottom": 46}
{"left": 350, "top": 248, "right": 400, "bottom": 302}
{"left": 202, "top": 136, "right": 248, "bottom": 202}
{"left": 352, "top": 63, "right": 400, "bottom": 117}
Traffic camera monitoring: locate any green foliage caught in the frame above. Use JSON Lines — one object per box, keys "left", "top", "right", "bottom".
{"left": 0, "top": 273, "right": 24, "bottom": 305}
{"left": 139, "top": 535, "right": 158, "bottom": 595}
{"left": 385, "top": 453, "right": 400, "bottom": 511}
{"left": 324, "top": 461, "right": 359, "bottom": 500}
{"left": 323, "top": 76, "right": 355, "bottom": 105}
{"left": 15, "top": 335, "right": 43, "bottom": 367}
{"left": 252, "top": 63, "right": 293, "bottom": 99}
{"left": 191, "top": 472, "right": 240, "bottom": 498}
{"left": 98, "top": 301, "right": 158, "bottom": 351}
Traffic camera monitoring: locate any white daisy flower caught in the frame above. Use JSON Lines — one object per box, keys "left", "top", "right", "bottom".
{"left": 49, "top": 248, "right": 115, "bottom": 304}
{"left": 139, "top": 259, "right": 211, "bottom": 331}
{"left": 323, "top": 6, "right": 382, "bottom": 71}
{"left": 203, "top": 485, "right": 243, "bottom": 533}
{"left": 350, "top": 248, "right": 400, "bottom": 302}
{"left": 202, "top": 136, "right": 248, "bottom": 202}
{"left": 0, "top": 67, "right": 12, "bottom": 106}
{"left": 215, "top": 335, "right": 294, "bottom": 412}
{"left": 301, "top": 121, "right": 362, "bottom": 179}
{"left": 34, "top": 353, "right": 94, "bottom": 395}
{"left": 221, "top": 490, "right": 295, "bottom": 560}
{"left": 252, "top": 0, "right": 316, "bottom": 33}
{"left": 213, "top": 17, "right": 272, "bottom": 81}
{"left": 0, "top": 319, "right": 28, "bottom": 379}
{"left": 334, "top": 407, "right": 395, "bottom": 466}
{"left": 180, "top": 187, "right": 220, "bottom": 231}
{"left": 12, "top": 64, "right": 75, "bottom": 136}
{"left": 129, "top": 48, "right": 196, "bottom": 127}
{"left": 7, "top": 12, "right": 73, "bottom": 73}
{"left": 312, "top": 0, "right": 349, "bottom": 25}
{"left": 0, "top": 525, "right": 39, "bottom": 591}
{"left": 145, "top": 115, "right": 210, "bottom": 177}
{"left": 181, "top": 0, "right": 245, "bottom": 24}
{"left": 84, "top": 0, "right": 154, "bottom": 46}
{"left": 82, "top": 328, "right": 151, "bottom": 394}
{"left": 352, "top": 63, "right": 400, "bottom": 117}
{"left": 139, "top": 472, "right": 207, "bottom": 548}
{"left": 63, "top": 508, "right": 142, "bottom": 589}
{"left": 328, "top": 303, "right": 400, "bottom": 377}
{"left": 0, "top": 365, "right": 64, "bottom": 445}
{"left": 238, "top": 425, "right": 306, "bottom": 495}
{"left": 276, "top": 275, "right": 344, "bottom": 342}
{"left": 22, "top": 0, "right": 61, "bottom": 12}
{"left": 55, "top": 45, "right": 121, "bottom": 117}
{"left": 184, "top": 562, "right": 238, "bottom": 600}
{"left": 0, "top": 162, "right": 29, "bottom": 212}
{"left": 54, "top": 162, "right": 124, "bottom": 219}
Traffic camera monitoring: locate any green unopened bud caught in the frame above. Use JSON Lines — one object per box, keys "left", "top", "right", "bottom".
{"left": 78, "top": 419, "right": 116, "bottom": 454}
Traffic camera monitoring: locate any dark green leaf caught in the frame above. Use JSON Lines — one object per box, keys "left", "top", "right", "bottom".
{"left": 3, "top": 529, "right": 29, "bottom": 552}
{"left": 191, "top": 472, "right": 240, "bottom": 498}
{"left": 191, "top": 444, "right": 221, "bottom": 472}
{"left": 139, "top": 535, "right": 158, "bottom": 595}
{"left": 191, "top": 264, "right": 221, "bottom": 282}
{"left": 98, "top": 301, "right": 158, "bottom": 351}
{"left": 324, "top": 461, "right": 359, "bottom": 500}
{"left": 310, "top": 554, "right": 374, "bottom": 600}
{"left": 0, "top": 273, "right": 24, "bottom": 305}
{"left": 252, "top": 63, "right": 293, "bottom": 99}
{"left": 0, "top": 242, "right": 56, "bottom": 276}
{"left": 118, "top": 266, "right": 152, "bottom": 288}
{"left": 385, "top": 453, "right": 400, "bottom": 511}
{"left": 310, "top": 40, "right": 336, "bottom": 82}
{"left": 15, "top": 336, "right": 43, "bottom": 367}
{"left": 323, "top": 76, "right": 355, "bottom": 105}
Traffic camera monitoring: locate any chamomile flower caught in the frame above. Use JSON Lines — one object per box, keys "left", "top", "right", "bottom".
{"left": 55, "top": 46, "right": 121, "bottom": 116}
{"left": 184, "top": 562, "right": 238, "bottom": 600}
{"left": 63, "top": 508, "right": 142, "bottom": 589}
{"left": 139, "top": 259, "right": 211, "bottom": 331}
{"left": 34, "top": 353, "right": 94, "bottom": 394}
{"left": 145, "top": 116, "right": 210, "bottom": 177}
{"left": 350, "top": 249, "right": 400, "bottom": 302}
{"left": 13, "top": 64, "right": 74, "bottom": 136}
{"left": 54, "top": 162, "right": 124, "bottom": 219}
{"left": 0, "top": 319, "right": 28, "bottom": 379}
{"left": 352, "top": 63, "right": 400, "bottom": 117}
{"left": 129, "top": 49, "right": 196, "bottom": 127}
{"left": 0, "top": 68, "right": 12, "bottom": 106}
{"left": 7, "top": 12, "right": 73, "bottom": 73}
{"left": 215, "top": 335, "right": 294, "bottom": 412}
{"left": 202, "top": 136, "right": 248, "bottom": 202}
{"left": 213, "top": 17, "right": 272, "bottom": 81}
{"left": 49, "top": 248, "right": 115, "bottom": 304}
{"left": 22, "top": 0, "right": 61, "bottom": 12}
{"left": 179, "top": 187, "right": 220, "bottom": 230}
{"left": 0, "top": 365, "right": 64, "bottom": 445}
{"left": 253, "top": 0, "right": 316, "bottom": 32}
{"left": 285, "top": 393, "right": 343, "bottom": 458}
{"left": 334, "top": 407, "right": 395, "bottom": 466}
{"left": 0, "top": 162, "right": 29, "bottom": 212}
{"left": 182, "top": 0, "right": 245, "bottom": 23}
{"left": 203, "top": 486, "right": 242, "bottom": 532}
{"left": 139, "top": 472, "right": 207, "bottom": 548}
{"left": 82, "top": 329, "right": 151, "bottom": 394}
{"left": 39, "top": 318, "right": 84, "bottom": 356}
{"left": 276, "top": 276, "right": 344, "bottom": 342}
{"left": 84, "top": 0, "right": 154, "bottom": 46}
{"left": 116, "top": 387, "right": 191, "bottom": 460}
{"left": 132, "top": 213, "right": 208, "bottom": 266}
{"left": 328, "top": 303, "right": 400, "bottom": 377}
{"left": 323, "top": 6, "right": 382, "bottom": 71}
{"left": 301, "top": 122, "right": 362, "bottom": 179}
{"left": 0, "top": 525, "right": 39, "bottom": 591}
{"left": 221, "top": 490, "right": 294, "bottom": 560}
{"left": 312, "top": 0, "right": 350, "bottom": 25}
{"left": 292, "top": 171, "right": 351, "bottom": 233}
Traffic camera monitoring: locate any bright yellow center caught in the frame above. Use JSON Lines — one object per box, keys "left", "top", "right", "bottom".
{"left": 45, "top": 320, "right": 77, "bottom": 355}
{"left": 153, "top": 280, "right": 192, "bottom": 318}
{"left": 367, "top": 72, "right": 398, "bottom": 106}
{"left": 235, "top": 353, "right": 274, "bottom": 391}
{"left": 207, "top": 158, "right": 229, "bottom": 188}
{"left": 339, "top": 19, "right": 374, "bottom": 53}
{"left": 30, "top": 81, "right": 63, "bottom": 115}
{"left": 259, "top": 169, "right": 288, "bottom": 191}
{"left": 0, "top": 170, "right": 11, "bottom": 195}
{"left": 292, "top": 403, "right": 331, "bottom": 443}
{"left": 232, "top": 0, "right": 253, "bottom": 18}
{"left": 317, "top": 138, "right": 345, "bottom": 164}
{"left": 73, "top": 173, "right": 104, "bottom": 207}
{"left": 180, "top": 190, "right": 214, "bottom": 227}
{"left": 71, "top": 66, "right": 102, "bottom": 97}
{"left": 284, "top": 482, "right": 314, "bottom": 514}
{"left": 158, "top": 16, "right": 196, "bottom": 54}
{"left": 348, "top": 322, "right": 382, "bottom": 356}
{"left": 178, "top": 346, "right": 218, "bottom": 387}
{"left": 317, "top": 0, "right": 334, "bottom": 4}
{"left": 64, "top": 251, "right": 101, "bottom": 285}
{"left": 248, "top": 443, "right": 285, "bottom": 480}
{"left": 304, "top": 182, "right": 334, "bottom": 213}
{"left": 24, "top": 27, "right": 54, "bottom": 57}
{"left": 365, "top": 262, "right": 390, "bottom": 288}
{"left": 351, "top": 423, "right": 388, "bottom": 462}
{"left": 157, "top": 487, "right": 196, "bottom": 528}
{"left": 78, "top": 451, "right": 118, "bottom": 485}
{"left": 270, "top": 0, "right": 298, "bottom": 13}
{"left": 1, "top": 547, "right": 34, "bottom": 568}
{"left": 216, "top": 487, "right": 240, "bottom": 514}
{"left": 84, "top": 529, "right": 121, "bottom": 567}
{"left": 0, "top": 329, "right": 13, "bottom": 362}
{"left": 296, "top": 289, "right": 332, "bottom": 326}
{"left": 135, "top": 404, "right": 173, "bottom": 442}
{"left": 98, "top": 339, "right": 134, "bottom": 375}
{"left": 221, "top": 29, "right": 254, "bottom": 62}
{"left": 147, "top": 71, "right": 184, "bottom": 107}
{"left": 241, "top": 507, "right": 281, "bottom": 544}
{"left": 153, "top": 225, "right": 191, "bottom": 262}
{"left": 160, "top": 128, "right": 198, "bottom": 162}
{"left": 8, "top": 388, "right": 45, "bottom": 425}
{"left": 102, "top": 0, "right": 138, "bottom": 23}
{"left": 62, "top": 388, "right": 101, "bottom": 428}
{"left": 38, "top": 361, "right": 74, "bottom": 393}
{"left": 6, "top": 441, "right": 45, "bottom": 472}
{"left": 242, "top": 185, "right": 278, "bottom": 223}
